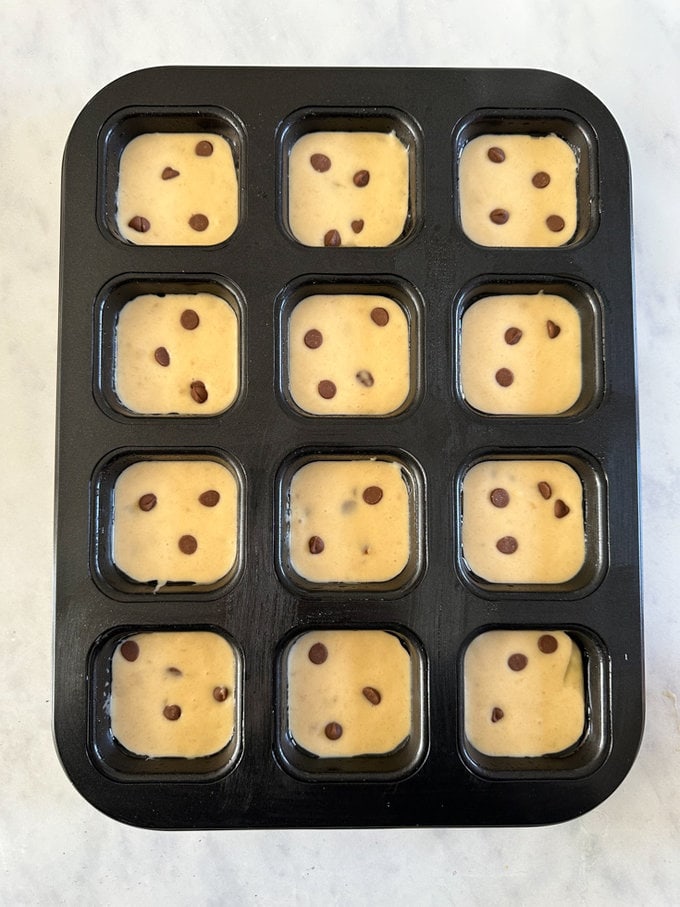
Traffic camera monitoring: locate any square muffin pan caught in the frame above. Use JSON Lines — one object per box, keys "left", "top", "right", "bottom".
{"left": 55, "top": 67, "right": 643, "bottom": 829}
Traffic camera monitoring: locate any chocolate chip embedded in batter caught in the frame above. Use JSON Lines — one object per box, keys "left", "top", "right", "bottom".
{"left": 351, "top": 219, "right": 365, "bottom": 234}
{"left": 180, "top": 308, "right": 200, "bottom": 330}
{"left": 189, "top": 213, "right": 209, "bottom": 232}
{"left": 308, "top": 535, "right": 325, "bottom": 555}
{"left": 356, "top": 369, "right": 374, "bottom": 387}
{"left": 324, "top": 229, "right": 341, "bottom": 247}
{"left": 532, "top": 171, "right": 551, "bottom": 188}
{"left": 199, "top": 489, "right": 220, "bottom": 507}
{"left": 504, "top": 326, "right": 522, "bottom": 345}
{"left": 538, "top": 634, "right": 558, "bottom": 654}
{"left": 538, "top": 481, "right": 552, "bottom": 500}
{"left": 341, "top": 499, "right": 357, "bottom": 514}
{"left": 491, "top": 706, "right": 504, "bottom": 722}
{"left": 487, "top": 147, "right": 505, "bottom": 163}
{"left": 546, "top": 319, "right": 561, "bottom": 339}
{"left": 362, "top": 485, "right": 383, "bottom": 505}
{"left": 195, "top": 140, "right": 214, "bottom": 157}
{"left": 496, "top": 536, "right": 518, "bottom": 555}
{"left": 308, "top": 642, "right": 328, "bottom": 664}
{"left": 304, "top": 328, "right": 323, "bottom": 349}
{"left": 154, "top": 346, "right": 170, "bottom": 367}
{"left": 161, "top": 166, "right": 180, "bottom": 180}
{"left": 138, "top": 493, "right": 157, "bottom": 512}
{"left": 507, "top": 653, "right": 528, "bottom": 671}
{"left": 490, "top": 487, "right": 509, "bottom": 508}
{"left": 120, "top": 639, "right": 140, "bottom": 662}
{"left": 178, "top": 534, "right": 198, "bottom": 555}
{"left": 362, "top": 686, "right": 381, "bottom": 705}
{"left": 370, "top": 306, "right": 389, "bottom": 327}
{"left": 163, "top": 704, "right": 182, "bottom": 721}
{"left": 324, "top": 721, "right": 343, "bottom": 740}
{"left": 546, "top": 214, "right": 565, "bottom": 233}
{"left": 490, "top": 208, "right": 509, "bottom": 225}
{"left": 317, "top": 379, "right": 336, "bottom": 399}
{"left": 353, "top": 169, "right": 370, "bottom": 187}
{"left": 495, "top": 367, "right": 514, "bottom": 387}
{"left": 128, "top": 215, "right": 150, "bottom": 233}
{"left": 190, "top": 380, "right": 208, "bottom": 404}
{"left": 167, "top": 666, "right": 182, "bottom": 676}
{"left": 554, "top": 499, "right": 570, "bottom": 519}
{"left": 310, "top": 153, "right": 331, "bottom": 172}
{"left": 213, "top": 685, "right": 230, "bottom": 702}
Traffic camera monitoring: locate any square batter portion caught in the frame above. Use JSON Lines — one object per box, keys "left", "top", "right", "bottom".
{"left": 286, "top": 630, "right": 412, "bottom": 758}
{"left": 110, "top": 631, "right": 238, "bottom": 758}
{"left": 114, "top": 292, "right": 239, "bottom": 415}
{"left": 464, "top": 629, "right": 585, "bottom": 758}
{"left": 459, "top": 133, "right": 578, "bottom": 247}
{"left": 288, "top": 294, "right": 410, "bottom": 415}
{"left": 288, "top": 131, "right": 409, "bottom": 247}
{"left": 460, "top": 293, "right": 582, "bottom": 415}
{"left": 461, "top": 459, "right": 585, "bottom": 584}
{"left": 116, "top": 132, "right": 239, "bottom": 245}
{"left": 112, "top": 459, "right": 239, "bottom": 588}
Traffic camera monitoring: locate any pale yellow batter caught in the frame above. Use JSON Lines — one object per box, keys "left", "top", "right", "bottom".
{"left": 461, "top": 459, "right": 585, "bottom": 584}
{"left": 116, "top": 133, "right": 239, "bottom": 245}
{"left": 288, "top": 294, "right": 410, "bottom": 415}
{"left": 287, "top": 459, "right": 411, "bottom": 584}
{"left": 464, "top": 629, "right": 585, "bottom": 757}
{"left": 287, "top": 630, "right": 412, "bottom": 757}
{"left": 288, "top": 131, "right": 409, "bottom": 247}
{"left": 113, "top": 459, "right": 239, "bottom": 587}
{"left": 115, "top": 292, "right": 240, "bottom": 415}
{"left": 110, "top": 631, "right": 237, "bottom": 758}
{"left": 460, "top": 293, "right": 582, "bottom": 415}
{"left": 459, "top": 134, "right": 578, "bottom": 247}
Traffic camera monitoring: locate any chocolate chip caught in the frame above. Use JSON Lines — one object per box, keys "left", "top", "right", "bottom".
{"left": 370, "top": 307, "right": 389, "bottom": 326}
{"left": 310, "top": 153, "right": 331, "bottom": 172}
{"left": 213, "top": 686, "right": 230, "bottom": 701}
{"left": 304, "top": 329, "right": 323, "bottom": 349}
{"left": 487, "top": 147, "right": 505, "bottom": 163}
{"left": 490, "top": 208, "right": 509, "bottom": 225}
{"left": 128, "top": 215, "right": 150, "bottom": 233}
{"left": 362, "top": 686, "right": 381, "bottom": 705}
{"left": 138, "top": 493, "right": 157, "bottom": 512}
{"left": 189, "top": 213, "right": 209, "bottom": 232}
{"left": 161, "top": 167, "right": 179, "bottom": 180}
{"left": 490, "top": 487, "right": 509, "bottom": 508}
{"left": 495, "top": 367, "right": 514, "bottom": 387}
{"left": 546, "top": 319, "right": 561, "bottom": 339}
{"left": 308, "top": 642, "right": 328, "bottom": 664}
{"left": 546, "top": 214, "right": 565, "bottom": 232}
{"left": 507, "top": 653, "right": 528, "bottom": 671}
{"left": 504, "top": 326, "right": 522, "bottom": 345}
{"left": 178, "top": 534, "right": 198, "bottom": 554}
{"left": 199, "top": 490, "right": 220, "bottom": 507}
{"left": 496, "top": 536, "right": 518, "bottom": 555}
{"left": 356, "top": 369, "right": 374, "bottom": 387}
{"left": 353, "top": 169, "right": 370, "bottom": 187}
{"left": 351, "top": 219, "right": 365, "bottom": 234}
{"left": 180, "top": 309, "right": 199, "bottom": 330}
{"left": 491, "top": 706, "right": 504, "bottom": 722}
{"left": 308, "top": 535, "right": 325, "bottom": 554}
{"left": 538, "top": 634, "right": 558, "bottom": 654}
{"left": 324, "top": 721, "right": 343, "bottom": 740}
{"left": 362, "top": 485, "right": 383, "bottom": 505}
{"left": 154, "top": 346, "right": 170, "bottom": 367}
{"left": 120, "top": 640, "right": 139, "bottom": 662}
{"left": 538, "top": 481, "right": 552, "bottom": 500}
{"left": 190, "top": 380, "right": 208, "bottom": 403}
{"left": 195, "top": 140, "right": 214, "bottom": 157}
{"left": 554, "top": 499, "right": 570, "bottom": 518}
{"left": 163, "top": 704, "right": 182, "bottom": 721}
{"left": 317, "top": 379, "right": 336, "bottom": 399}
{"left": 532, "top": 171, "right": 551, "bottom": 188}
{"left": 324, "top": 229, "right": 341, "bottom": 247}
{"left": 167, "top": 666, "right": 182, "bottom": 676}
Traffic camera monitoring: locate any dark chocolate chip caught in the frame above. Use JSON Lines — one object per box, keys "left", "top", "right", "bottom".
{"left": 356, "top": 369, "right": 374, "bottom": 387}
{"left": 190, "top": 380, "right": 208, "bottom": 404}
{"left": 178, "top": 534, "right": 198, "bottom": 554}
{"left": 546, "top": 214, "right": 565, "bottom": 233}
{"left": 507, "top": 653, "right": 528, "bottom": 672}
{"left": 324, "top": 229, "right": 341, "bottom": 247}
{"left": 167, "top": 666, "right": 182, "bottom": 676}
{"left": 213, "top": 686, "right": 230, "bottom": 702}
{"left": 490, "top": 208, "right": 509, "bottom": 225}
{"left": 310, "top": 153, "right": 331, "bottom": 172}
{"left": 120, "top": 640, "right": 139, "bottom": 662}
{"left": 161, "top": 167, "right": 179, "bottom": 180}
{"left": 496, "top": 536, "right": 518, "bottom": 555}
{"left": 370, "top": 306, "right": 389, "bottom": 326}
{"left": 487, "top": 147, "right": 505, "bottom": 163}
{"left": 180, "top": 309, "right": 199, "bottom": 330}
{"left": 546, "top": 319, "right": 561, "bottom": 339}
{"left": 138, "top": 493, "right": 157, "bottom": 512}
{"left": 495, "top": 367, "right": 514, "bottom": 387}
{"left": 504, "top": 326, "right": 522, "bottom": 345}
{"left": 189, "top": 213, "right": 209, "bottom": 232}
{"left": 490, "top": 487, "right": 509, "bottom": 508}
{"left": 353, "top": 169, "right": 370, "bottom": 187}
{"left": 538, "top": 481, "right": 552, "bottom": 500}
{"left": 362, "top": 686, "right": 381, "bottom": 705}
{"left": 304, "top": 328, "right": 323, "bottom": 349}
{"left": 538, "top": 634, "right": 558, "bottom": 654}
{"left": 195, "top": 140, "right": 214, "bottom": 157}
{"left": 317, "top": 379, "right": 336, "bottom": 399}
{"left": 128, "top": 215, "right": 150, "bottom": 233}
{"left": 308, "top": 642, "right": 328, "bottom": 664}
{"left": 491, "top": 706, "right": 504, "bottom": 722}
{"left": 163, "top": 704, "right": 182, "bottom": 721}
{"left": 199, "top": 489, "right": 220, "bottom": 507}
{"left": 351, "top": 219, "right": 365, "bottom": 234}
{"left": 154, "top": 346, "right": 170, "bottom": 367}
{"left": 532, "top": 171, "right": 551, "bottom": 188}
{"left": 362, "top": 485, "right": 383, "bottom": 505}
{"left": 324, "top": 721, "right": 343, "bottom": 740}
{"left": 554, "top": 499, "right": 570, "bottom": 519}
{"left": 308, "top": 536, "right": 325, "bottom": 555}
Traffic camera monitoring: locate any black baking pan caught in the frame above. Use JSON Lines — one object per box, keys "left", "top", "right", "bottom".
{"left": 54, "top": 67, "right": 643, "bottom": 828}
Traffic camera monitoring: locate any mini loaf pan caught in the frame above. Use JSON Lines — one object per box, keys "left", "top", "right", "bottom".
{"left": 55, "top": 66, "right": 642, "bottom": 829}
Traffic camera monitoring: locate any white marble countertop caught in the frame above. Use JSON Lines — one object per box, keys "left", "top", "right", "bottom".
{"left": 2, "top": 0, "right": 679, "bottom": 903}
